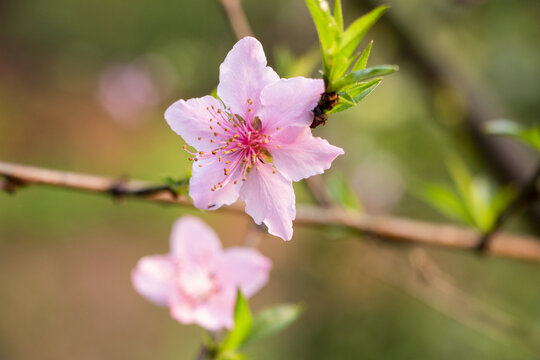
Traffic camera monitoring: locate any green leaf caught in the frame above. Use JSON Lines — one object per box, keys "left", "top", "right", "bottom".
{"left": 353, "top": 41, "right": 373, "bottom": 71}
{"left": 332, "top": 65, "right": 397, "bottom": 91}
{"left": 339, "top": 5, "right": 388, "bottom": 60}
{"left": 219, "top": 291, "right": 252, "bottom": 353}
{"left": 328, "top": 79, "right": 381, "bottom": 113}
{"left": 304, "top": 0, "right": 340, "bottom": 51}
{"left": 326, "top": 174, "right": 362, "bottom": 210}
{"left": 418, "top": 184, "right": 475, "bottom": 226}
{"left": 485, "top": 119, "right": 540, "bottom": 152}
{"left": 334, "top": 0, "right": 343, "bottom": 32}
{"left": 243, "top": 304, "right": 304, "bottom": 347}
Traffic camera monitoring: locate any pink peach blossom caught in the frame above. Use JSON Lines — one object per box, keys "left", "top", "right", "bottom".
{"left": 131, "top": 216, "right": 272, "bottom": 331}
{"left": 165, "top": 37, "right": 343, "bottom": 241}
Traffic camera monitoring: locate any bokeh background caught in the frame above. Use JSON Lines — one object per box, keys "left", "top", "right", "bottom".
{"left": 1, "top": 0, "right": 540, "bottom": 359}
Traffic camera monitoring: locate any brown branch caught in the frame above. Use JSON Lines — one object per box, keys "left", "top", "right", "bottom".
{"left": 218, "top": 0, "right": 253, "bottom": 39}
{"left": 2, "top": 161, "right": 540, "bottom": 262}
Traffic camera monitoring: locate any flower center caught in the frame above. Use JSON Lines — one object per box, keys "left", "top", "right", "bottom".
{"left": 177, "top": 266, "right": 218, "bottom": 301}
{"left": 184, "top": 100, "right": 278, "bottom": 191}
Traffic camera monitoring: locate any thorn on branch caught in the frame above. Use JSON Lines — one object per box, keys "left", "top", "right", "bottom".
{"left": 311, "top": 92, "right": 339, "bottom": 128}
{"left": 1, "top": 176, "right": 26, "bottom": 194}
{"left": 107, "top": 177, "right": 188, "bottom": 200}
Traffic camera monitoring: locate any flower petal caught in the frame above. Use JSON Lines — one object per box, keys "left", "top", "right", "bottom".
{"left": 169, "top": 216, "right": 223, "bottom": 266}
{"left": 218, "top": 247, "right": 272, "bottom": 297}
{"left": 189, "top": 156, "right": 243, "bottom": 211}
{"left": 270, "top": 127, "right": 344, "bottom": 181}
{"left": 194, "top": 290, "right": 236, "bottom": 330}
{"left": 259, "top": 77, "right": 324, "bottom": 132}
{"left": 165, "top": 95, "right": 226, "bottom": 151}
{"left": 170, "top": 291, "right": 196, "bottom": 325}
{"left": 131, "top": 255, "right": 175, "bottom": 307}
{"left": 217, "top": 37, "right": 279, "bottom": 116}
{"left": 240, "top": 163, "right": 295, "bottom": 241}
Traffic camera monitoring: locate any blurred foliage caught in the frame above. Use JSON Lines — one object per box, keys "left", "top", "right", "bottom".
{"left": 485, "top": 119, "right": 540, "bottom": 153}
{"left": 1, "top": 0, "right": 540, "bottom": 359}
{"left": 418, "top": 157, "right": 515, "bottom": 232}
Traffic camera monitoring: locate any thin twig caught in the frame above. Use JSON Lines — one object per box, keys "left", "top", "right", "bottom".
{"left": 218, "top": 0, "right": 253, "bottom": 39}
{"left": 477, "top": 162, "right": 540, "bottom": 251}
{"left": 2, "top": 161, "right": 540, "bottom": 262}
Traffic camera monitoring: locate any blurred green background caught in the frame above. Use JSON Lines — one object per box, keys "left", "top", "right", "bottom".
{"left": 1, "top": 0, "right": 540, "bottom": 359}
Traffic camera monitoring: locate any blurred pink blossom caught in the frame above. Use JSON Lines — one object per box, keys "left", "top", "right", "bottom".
{"left": 165, "top": 37, "right": 343, "bottom": 241}
{"left": 131, "top": 216, "right": 272, "bottom": 331}
{"left": 98, "top": 55, "right": 177, "bottom": 125}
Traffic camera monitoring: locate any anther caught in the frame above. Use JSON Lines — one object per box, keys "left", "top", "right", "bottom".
{"left": 247, "top": 98, "right": 253, "bottom": 105}
{"left": 213, "top": 132, "right": 218, "bottom": 136}
{"left": 198, "top": 137, "right": 201, "bottom": 141}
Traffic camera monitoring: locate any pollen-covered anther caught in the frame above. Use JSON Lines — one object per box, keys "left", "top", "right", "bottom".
{"left": 247, "top": 98, "right": 253, "bottom": 105}
{"left": 276, "top": 145, "right": 281, "bottom": 149}
{"left": 211, "top": 151, "right": 217, "bottom": 155}
{"left": 210, "top": 126, "right": 213, "bottom": 130}
{"left": 272, "top": 169, "right": 276, "bottom": 174}
{"left": 234, "top": 180, "right": 238, "bottom": 184}
{"left": 275, "top": 127, "right": 280, "bottom": 131}
{"left": 199, "top": 151, "right": 205, "bottom": 156}
{"left": 224, "top": 168, "right": 229, "bottom": 176}
{"left": 198, "top": 137, "right": 202, "bottom": 141}
{"left": 183, "top": 145, "right": 187, "bottom": 150}
{"left": 213, "top": 132, "right": 218, "bottom": 136}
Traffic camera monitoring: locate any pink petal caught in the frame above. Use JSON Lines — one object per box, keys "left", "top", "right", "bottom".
{"left": 131, "top": 255, "right": 175, "bottom": 307}
{"left": 165, "top": 95, "right": 226, "bottom": 151}
{"left": 194, "top": 290, "right": 236, "bottom": 330}
{"left": 270, "top": 127, "right": 344, "bottom": 181}
{"left": 259, "top": 77, "right": 324, "bottom": 132}
{"left": 170, "top": 291, "right": 196, "bottom": 325}
{"left": 218, "top": 247, "right": 272, "bottom": 297}
{"left": 217, "top": 37, "right": 279, "bottom": 117}
{"left": 189, "top": 156, "right": 243, "bottom": 211}
{"left": 169, "top": 216, "right": 223, "bottom": 267}
{"left": 240, "top": 163, "right": 296, "bottom": 241}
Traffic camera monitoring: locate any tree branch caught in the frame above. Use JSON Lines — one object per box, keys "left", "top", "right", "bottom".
{"left": 2, "top": 161, "right": 540, "bottom": 262}
{"left": 218, "top": 0, "right": 253, "bottom": 39}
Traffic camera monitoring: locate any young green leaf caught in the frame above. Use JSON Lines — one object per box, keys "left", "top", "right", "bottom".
{"left": 304, "top": 0, "right": 340, "bottom": 52}
{"left": 328, "top": 79, "right": 381, "bottom": 113}
{"left": 333, "top": 65, "right": 397, "bottom": 91}
{"left": 334, "top": 0, "right": 343, "bottom": 32}
{"left": 242, "top": 304, "right": 304, "bottom": 347}
{"left": 339, "top": 5, "right": 388, "bottom": 60}
{"left": 219, "top": 290, "right": 252, "bottom": 353}
{"left": 353, "top": 41, "right": 373, "bottom": 71}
